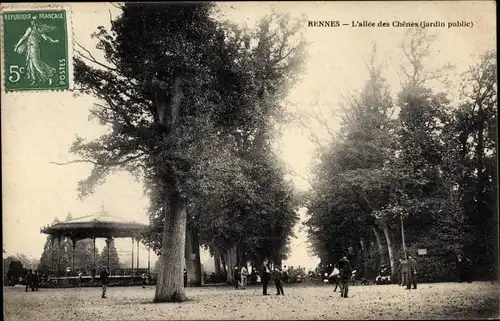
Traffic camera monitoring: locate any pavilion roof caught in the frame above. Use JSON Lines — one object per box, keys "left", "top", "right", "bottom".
{"left": 40, "top": 209, "right": 149, "bottom": 240}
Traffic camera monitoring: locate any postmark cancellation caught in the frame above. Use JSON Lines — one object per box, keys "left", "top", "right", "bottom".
{"left": 1, "top": 5, "right": 73, "bottom": 92}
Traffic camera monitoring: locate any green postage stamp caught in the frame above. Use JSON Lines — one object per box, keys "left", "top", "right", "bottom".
{"left": 1, "top": 5, "right": 73, "bottom": 92}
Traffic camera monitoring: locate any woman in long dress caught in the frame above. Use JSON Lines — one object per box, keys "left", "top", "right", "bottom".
{"left": 14, "top": 16, "right": 59, "bottom": 86}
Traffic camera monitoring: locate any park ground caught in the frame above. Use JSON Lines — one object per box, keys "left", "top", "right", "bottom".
{"left": 4, "top": 281, "right": 499, "bottom": 320}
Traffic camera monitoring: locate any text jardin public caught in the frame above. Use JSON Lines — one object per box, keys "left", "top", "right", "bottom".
{"left": 308, "top": 20, "right": 473, "bottom": 29}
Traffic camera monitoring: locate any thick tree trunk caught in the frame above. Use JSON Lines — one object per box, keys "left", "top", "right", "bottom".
{"left": 190, "top": 225, "right": 202, "bottom": 286}
{"left": 153, "top": 77, "right": 187, "bottom": 302}
{"left": 214, "top": 251, "right": 221, "bottom": 276}
{"left": 154, "top": 193, "right": 187, "bottom": 302}
{"left": 360, "top": 238, "right": 369, "bottom": 278}
{"left": 220, "top": 252, "right": 227, "bottom": 276}
{"left": 372, "top": 226, "right": 384, "bottom": 271}
{"left": 225, "top": 249, "right": 234, "bottom": 283}
{"left": 381, "top": 223, "right": 396, "bottom": 279}
{"left": 184, "top": 224, "right": 195, "bottom": 287}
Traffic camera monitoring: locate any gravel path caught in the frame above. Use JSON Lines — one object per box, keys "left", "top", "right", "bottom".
{"left": 4, "top": 282, "right": 499, "bottom": 320}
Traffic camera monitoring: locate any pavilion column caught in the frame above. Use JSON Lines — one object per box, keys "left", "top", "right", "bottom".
{"left": 148, "top": 241, "right": 151, "bottom": 275}
{"left": 51, "top": 236, "right": 55, "bottom": 277}
{"left": 57, "top": 236, "right": 61, "bottom": 278}
{"left": 71, "top": 237, "right": 76, "bottom": 275}
{"left": 106, "top": 237, "right": 111, "bottom": 271}
{"left": 92, "top": 237, "right": 96, "bottom": 277}
{"left": 136, "top": 238, "right": 140, "bottom": 271}
{"left": 131, "top": 238, "right": 134, "bottom": 276}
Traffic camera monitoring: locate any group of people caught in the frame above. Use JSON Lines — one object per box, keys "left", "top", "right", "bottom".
{"left": 23, "top": 269, "right": 41, "bottom": 292}
{"left": 233, "top": 265, "right": 250, "bottom": 289}
{"left": 259, "top": 259, "right": 285, "bottom": 295}
{"left": 398, "top": 255, "right": 418, "bottom": 289}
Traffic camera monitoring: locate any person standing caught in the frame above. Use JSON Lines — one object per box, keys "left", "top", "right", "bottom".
{"left": 335, "top": 256, "right": 353, "bottom": 298}
{"left": 234, "top": 266, "right": 240, "bottom": 289}
{"left": 329, "top": 266, "right": 340, "bottom": 291}
{"left": 100, "top": 266, "right": 110, "bottom": 299}
{"left": 78, "top": 270, "right": 83, "bottom": 286}
{"left": 407, "top": 255, "right": 417, "bottom": 290}
{"left": 183, "top": 268, "right": 188, "bottom": 287}
{"left": 399, "top": 257, "right": 409, "bottom": 287}
{"left": 25, "top": 269, "right": 34, "bottom": 292}
{"left": 240, "top": 265, "right": 249, "bottom": 289}
{"left": 33, "top": 270, "right": 40, "bottom": 291}
{"left": 142, "top": 272, "right": 147, "bottom": 288}
{"left": 259, "top": 259, "right": 271, "bottom": 295}
{"left": 272, "top": 267, "right": 285, "bottom": 295}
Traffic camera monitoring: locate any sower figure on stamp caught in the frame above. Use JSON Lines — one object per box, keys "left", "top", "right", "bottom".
{"left": 259, "top": 258, "right": 271, "bottom": 295}
{"left": 335, "top": 255, "right": 352, "bottom": 298}
{"left": 14, "top": 16, "right": 59, "bottom": 86}
{"left": 100, "top": 266, "right": 109, "bottom": 298}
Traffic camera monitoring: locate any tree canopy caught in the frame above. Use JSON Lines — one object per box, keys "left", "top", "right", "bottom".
{"left": 303, "top": 29, "right": 497, "bottom": 283}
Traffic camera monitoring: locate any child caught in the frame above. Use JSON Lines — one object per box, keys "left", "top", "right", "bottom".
{"left": 272, "top": 267, "right": 285, "bottom": 295}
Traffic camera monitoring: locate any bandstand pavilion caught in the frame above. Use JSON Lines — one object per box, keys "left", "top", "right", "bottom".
{"left": 40, "top": 206, "right": 150, "bottom": 281}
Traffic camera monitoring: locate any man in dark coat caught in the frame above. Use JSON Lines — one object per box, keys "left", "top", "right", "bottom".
{"left": 259, "top": 259, "right": 271, "bottom": 295}
{"left": 335, "top": 256, "right": 352, "bottom": 298}
{"left": 25, "top": 269, "right": 35, "bottom": 292}
{"left": 272, "top": 267, "right": 284, "bottom": 295}
{"left": 399, "top": 257, "right": 410, "bottom": 287}
{"left": 183, "top": 268, "right": 188, "bottom": 287}
{"left": 33, "top": 270, "right": 40, "bottom": 291}
{"left": 100, "top": 266, "right": 110, "bottom": 298}
{"left": 406, "top": 255, "right": 417, "bottom": 289}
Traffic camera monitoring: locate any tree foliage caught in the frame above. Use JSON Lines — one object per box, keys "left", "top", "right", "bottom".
{"left": 303, "top": 29, "right": 497, "bottom": 282}
{"left": 70, "top": 2, "right": 305, "bottom": 299}
{"left": 99, "top": 238, "right": 120, "bottom": 272}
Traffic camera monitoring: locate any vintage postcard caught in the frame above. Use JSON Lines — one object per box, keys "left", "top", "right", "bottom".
{"left": 1, "top": 1, "right": 498, "bottom": 321}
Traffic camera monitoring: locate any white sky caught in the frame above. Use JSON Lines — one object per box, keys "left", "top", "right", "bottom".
{"left": 1, "top": 1, "right": 495, "bottom": 271}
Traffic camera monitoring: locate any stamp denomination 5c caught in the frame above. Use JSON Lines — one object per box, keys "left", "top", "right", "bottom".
{"left": 2, "top": 6, "right": 73, "bottom": 92}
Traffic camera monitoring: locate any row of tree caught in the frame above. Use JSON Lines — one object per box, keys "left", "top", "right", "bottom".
{"left": 64, "top": 3, "right": 305, "bottom": 301}
{"left": 303, "top": 29, "right": 497, "bottom": 283}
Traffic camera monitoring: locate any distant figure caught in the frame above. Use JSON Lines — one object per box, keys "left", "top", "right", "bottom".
{"left": 399, "top": 257, "right": 410, "bottom": 286}
{"left": 239, "top": 265, "right": 248, "bottom": 289}
{"left": 456, "top": 255, "right": 473, "bottom": 283}
{"left": 25, "top": 269, "right": 35, "bottom": 292}
{"left": 272, "top": 267, "right": 285, "bottom": 295}
{"left": 234, "top": 266, "right": 240, "bottom": 289}
{"left": 259, "top": 259, "right": 271, "bottom": 295}
{"left": 33, "top": 270, "right": 40, "bottom": 291}
{"left": 100, "top": 266, "right": 109, "bottom": 298}
{"left": 282, "top": 265, "right": 289, "bottom": 283}
{"left": 335, "top": 256, "right": 353, "bottom": 298}
{"left": 142, "top": 272, "right": 147, "bottom": 288}
{"left": 407, "top": 255, "right": 417, "bottom": 289}
{"left": 329, "top": 267, "right": 340, "bottom": 291}
{"left": 78, "top": 270, "right": 83, "bottom": 286}
{"left": 183, "top": 269, "right": 188, "bottom": 287}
